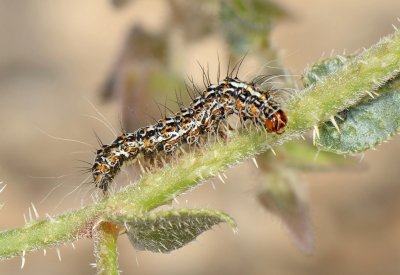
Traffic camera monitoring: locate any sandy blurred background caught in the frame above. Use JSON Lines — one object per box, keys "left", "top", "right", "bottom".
{"left": 1, "top": 0, "right": 400, "bottom": 274}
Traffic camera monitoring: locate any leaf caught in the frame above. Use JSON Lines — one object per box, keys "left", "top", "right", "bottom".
{"left": 257, "top": 168, "right": 313, "bottom": 254}
{"left": 302, "top": 55, "right": 400, "bottom": 154}
{"left": 317, "top": 83, "right": 400, "bottom": 154}
{"left": 124, "top": 209, "right": 236, "bottom": 253}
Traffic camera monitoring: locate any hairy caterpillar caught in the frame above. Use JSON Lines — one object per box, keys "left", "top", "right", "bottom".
{"left": 91, "top": 73, "right": 288, "bottom": 192}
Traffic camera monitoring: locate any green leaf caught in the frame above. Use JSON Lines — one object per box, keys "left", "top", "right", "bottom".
{"left": 318, "top": 82, "right": 400, "bottom": 154}
{"left": 302, "top": 55, "right": 400, "bottom": 154}
{"left": 257, "top": 168, "right": 313, "bottom": 254}
{"left": 125, "top": 209, "right": 236, "bottom": 253}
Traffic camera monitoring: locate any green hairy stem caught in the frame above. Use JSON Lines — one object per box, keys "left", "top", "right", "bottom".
{"left": 93, "top": 222, "right": 120, "bottom": 275}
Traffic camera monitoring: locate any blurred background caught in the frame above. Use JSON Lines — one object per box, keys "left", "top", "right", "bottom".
{"left": 1, "top": 0, "right": 400, "bottom": 274}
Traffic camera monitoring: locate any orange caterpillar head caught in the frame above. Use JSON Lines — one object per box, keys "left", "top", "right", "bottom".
{"left": 264, "top": 109, "right": 287, "bottom": 134}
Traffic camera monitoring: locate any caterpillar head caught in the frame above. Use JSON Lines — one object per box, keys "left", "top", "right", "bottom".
{"left": 264, "top": 109, "right": 287, "bottom": 134}
{"left": 92, "top": 163, "right": 112, "bottom": 193}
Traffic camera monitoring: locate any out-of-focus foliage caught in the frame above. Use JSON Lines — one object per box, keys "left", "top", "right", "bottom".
{"left": 168, "top": 0, "right": 217, "bottom": 41}
{"left": 101, "top": 26, "right": 169, "bottom": 102}
{"left": 257, "top": 139, "right": 355, "bottom": 253}
{"left": 100, "top": 26, "right": 183, "bottom": 131}
{"left": 257, "top": 168, "right": 313, "bottom": 254}
{"left": 110, "top": 0, "right": 134, "bottom": 9}
{"left": 219, "top": 0, "right": 288, "bottom": 54}
{"left": 272, "top": 141, "right": 355, "bottom": 170}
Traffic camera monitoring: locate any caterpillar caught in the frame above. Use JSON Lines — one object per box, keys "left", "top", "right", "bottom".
{"left": 91, "top": 75, "right": 288, "bottom": 192}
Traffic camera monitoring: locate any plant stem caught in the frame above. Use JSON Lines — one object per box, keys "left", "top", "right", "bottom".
{"left": 0, "top": 31, "right": 399, "bottom": 260}
{"left": 93, "top": 222, "right": 120, "bottom": 275}
{"left": 0, "top": 205, "right": 99, "bottom": 260}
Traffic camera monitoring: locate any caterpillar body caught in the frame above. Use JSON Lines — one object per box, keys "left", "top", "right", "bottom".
{"left": 92, "top": 76, "right": 287, "bottom": 192}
